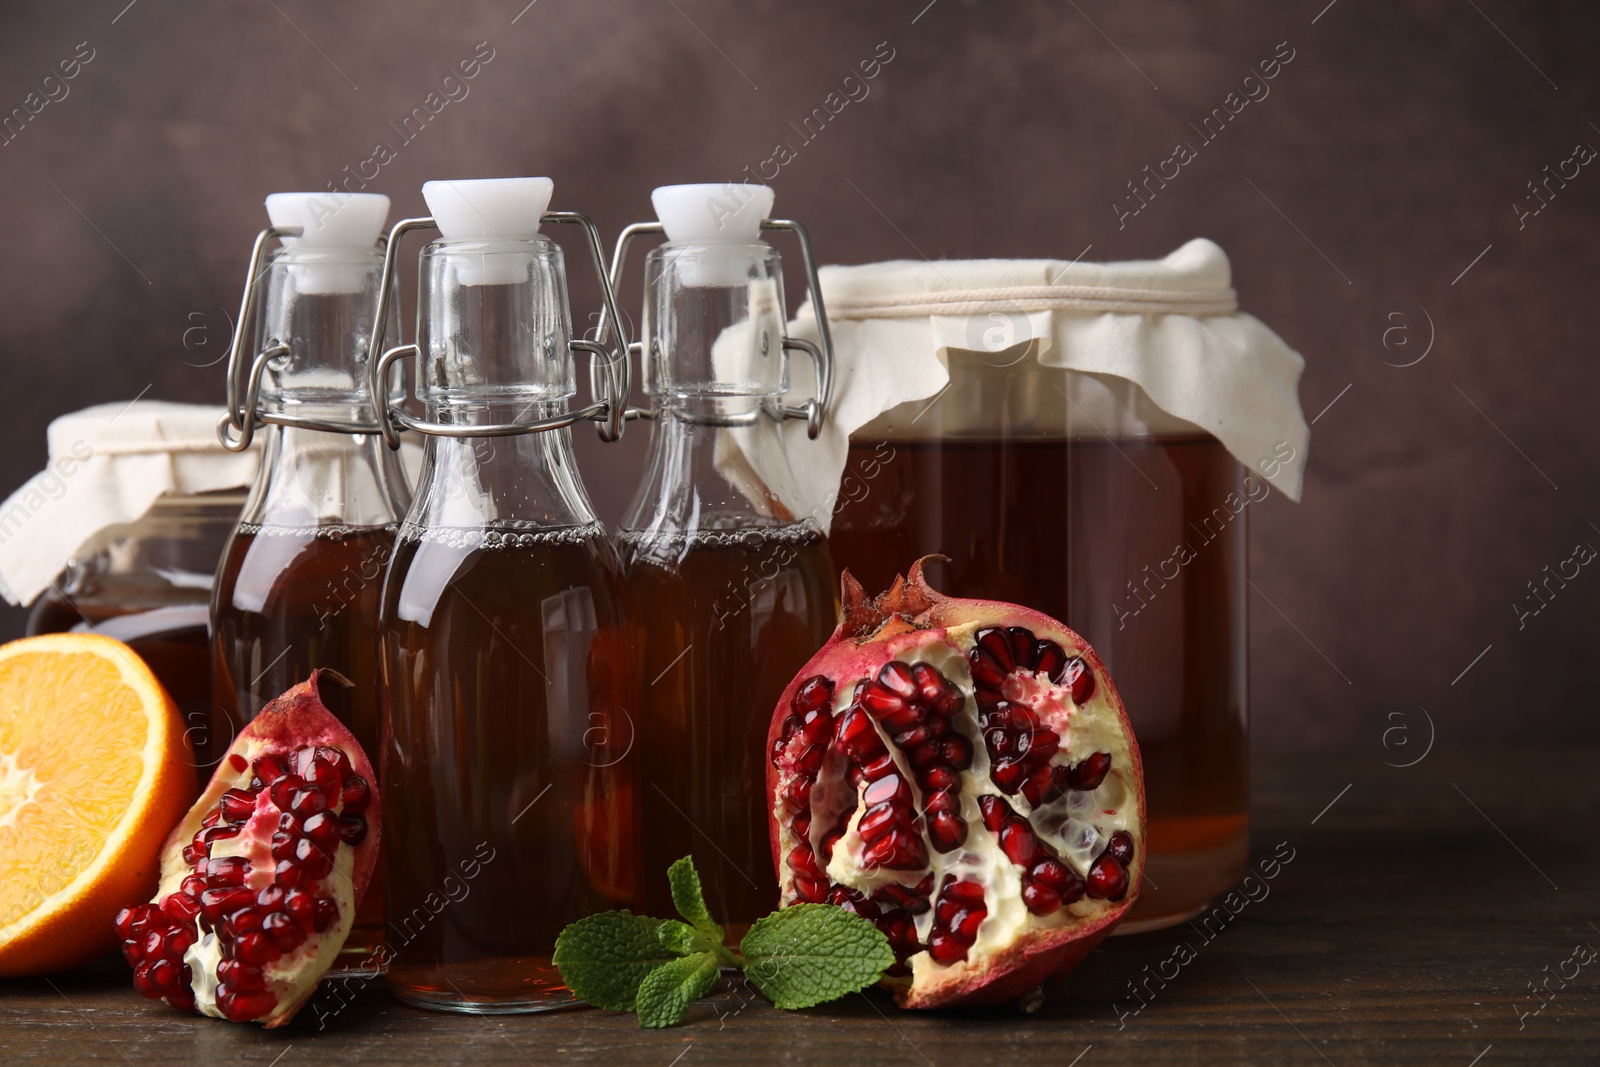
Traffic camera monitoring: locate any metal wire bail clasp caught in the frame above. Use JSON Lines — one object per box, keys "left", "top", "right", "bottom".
{"left": 607, "top": 218, "right": 835, "bottom": 439}
{"left": 216, "top": 225, "right": 299, "bottom": 452}
{"left": 365, "top": 213, "right": 632, "bottom": 450}
{"left": 216, "top": 224, "right": 400, "bottom": 452}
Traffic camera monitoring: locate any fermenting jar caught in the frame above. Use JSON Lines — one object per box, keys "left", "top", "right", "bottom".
{"left": 806, "top": 243, "right": 1308, "bottom": 931}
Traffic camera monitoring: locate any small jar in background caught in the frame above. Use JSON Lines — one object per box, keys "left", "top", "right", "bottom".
{"left": 29, "top": 489, "right": 245, "bottom": 778}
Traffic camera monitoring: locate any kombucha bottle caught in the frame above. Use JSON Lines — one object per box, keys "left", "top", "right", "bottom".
{"left": 372, "top": 178, "right": 640, "bottom": 1013}
{"left": 615, "top": 185, "right": 837, "bottom": 936}
{"left": 211, "top": 192, "right": 411, "bottom": 963}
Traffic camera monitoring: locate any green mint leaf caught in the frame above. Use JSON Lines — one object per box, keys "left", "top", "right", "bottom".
{"left": 667, "top": 856, "right": 725, "bottom": 944}
{"left": 740, "top": 904, "right": 894, "bottom": 1011}
{"left": 553, "top": 911, "right": 680, "bottom": 1012}
{"left": 658, "top": 919, "right": 699, "bottom": 956}
{"left": 636, "top": 951, "right": 721, "bottom": 1028}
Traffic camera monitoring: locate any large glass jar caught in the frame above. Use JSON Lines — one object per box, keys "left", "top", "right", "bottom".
{"left": 28, "top": 489, "right": 246, "bottom": 780}
{"left": 830, "top": 354, "right": 1251, "bottom": 933}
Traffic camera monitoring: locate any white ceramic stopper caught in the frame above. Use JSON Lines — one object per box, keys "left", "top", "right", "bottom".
{"left": 264, "top": 192, "right": 389, "bottom": 294}
{"left": 653, "top": 184, "right": 773, "bottom": 244}
{"left": 422, "top": 177, "right": 554, "bottom": 286}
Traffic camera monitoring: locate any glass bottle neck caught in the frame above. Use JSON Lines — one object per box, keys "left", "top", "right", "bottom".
{"left": 237, "top": 425, "right": 409, "bottom": 532}
{"left": 621, "top": 407, "right": 813, "bottom": 540}
{"left": 406, "top": 417, "right": 600, "bottom": 535}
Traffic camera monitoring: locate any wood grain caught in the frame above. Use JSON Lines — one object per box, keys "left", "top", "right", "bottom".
{"left": 3, "top": 750, "right": 1594, "bottom": 1065}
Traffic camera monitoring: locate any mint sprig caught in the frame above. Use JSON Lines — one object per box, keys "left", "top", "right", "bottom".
{"left": 554, "top": 855, "right": 894, "bottom": 1027}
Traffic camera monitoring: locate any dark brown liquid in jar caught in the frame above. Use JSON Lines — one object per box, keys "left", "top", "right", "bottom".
{"left": 379, "top": 522, "right": 639, "bottom": 1012}
{"left": 619, "top": 523, "right": 837, "bottom": 937}
{"left": 830, "top": 434, "right": 1249, "bottom": 930}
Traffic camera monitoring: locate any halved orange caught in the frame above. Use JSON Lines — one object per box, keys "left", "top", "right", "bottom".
{"left": 0, "top": 633, "right": 195, "bottom": 976}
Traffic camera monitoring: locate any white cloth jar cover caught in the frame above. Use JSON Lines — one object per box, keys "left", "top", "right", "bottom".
{"left": 0, "top": 402, "right": 261, "bottom": 606}
{"left": 744, "top": 238, "right": 1309, "bottom": 532}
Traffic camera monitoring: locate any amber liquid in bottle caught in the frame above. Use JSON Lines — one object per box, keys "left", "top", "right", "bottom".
{"left": 380, "top": 523, "right": 639, "bottom": 1008}
{"left": 830, "top": 435, "right": 1249, "bottom": 930}
{"left": 211, "top": 521, "right": 394, "bottom": 954}
{"left": 619, "top": 523, "right": 836, "bottom": 935}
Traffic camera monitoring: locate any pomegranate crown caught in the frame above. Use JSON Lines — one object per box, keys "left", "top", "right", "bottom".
{"left": 838, "top": 556, "right": 951, "bottom": 644}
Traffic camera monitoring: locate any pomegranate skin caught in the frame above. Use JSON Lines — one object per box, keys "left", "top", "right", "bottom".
{"left": 766, "top": 560, "right": 1146, "bottom": 1010}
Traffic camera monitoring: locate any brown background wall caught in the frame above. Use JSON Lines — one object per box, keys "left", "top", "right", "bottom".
{"left": 0, "top": 0, "right": 1594, "bottom": 751}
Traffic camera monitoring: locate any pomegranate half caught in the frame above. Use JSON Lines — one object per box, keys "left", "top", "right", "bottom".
{"left": 767, "top": 562, "right": 1145, "bottom": 1009}
{"left": 115, "top": 671, "right": 380, "bottom": 1026}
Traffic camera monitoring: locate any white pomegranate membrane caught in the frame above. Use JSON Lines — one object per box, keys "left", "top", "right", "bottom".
{"left": 769, "top": 568, "right": 1143, "bottom": 1008}
{"left": 115, "top": 673, "right": 379, "bottom": 1027}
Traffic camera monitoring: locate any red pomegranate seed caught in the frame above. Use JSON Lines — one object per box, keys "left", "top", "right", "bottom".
{"left": 1106, "top": 830, "right": 1135, "bottom": 865}
{"left": 953, "top": 907, "right": 985, "bottom": 942}
{"left": 941, "top": 736, "right": 973, "bottom": 770}
{"left": 314, "top": 745, "right": 352, "bottom": 777}
{"left": 217, "top": 987, "right": 277, "bottom": 1022}
{"left": 221, "top": 908, "right": 264, "bottom": 940}
{"left": 180, "top": 874, "right": 206, "bottom": 898}
{"left": 1086, "top": 855, "right": 1129, "bottom": 901}
{"left": 926, "top": 930, "right": 969, "bottom": 963}
{"left": 161, "top": 893, "right": 201, "bottom": 925}
{"left": 976, "top": 628, "right": 1015, "bottom": 671}
{"left": 218, "top": 789, "right": 256, "bottom": 824}
{"left": 1006, "top": 627, "right": 1036, "bottom": 670}
{"left": 283, "top": 888, "right": 316, "bottom": 928}
{"left": 148, "top": 959, "right": 184, "bottom": 997}
{"left": 305, "top": 758, "right": 341, "bottom": 795}
{"left": 201, "top": 809, "right": 221, "bottom": 829}
{"left": 1067, "top": 752, "right": 1112, "bottom": 791}
{"left": 339, "top": 776, "right": 371, "bottom": 814}
{"left": 113, "top": 907, "right": 140, "bottom": 940}
{"left": 794, "top": 676, "right": 834, "bottom": 715}
{"left": 274, "top": 859, "right": 305, "bottom": 888}
{"left": 227, "top": 753, "right": 248, "bottom": 774}
{"left": 861, "top": 682, "right": 909, "bottom": 721}
{"left": 1061, "top": 657, "right": 1095, "bottom": 705}
{"left": 859, "top": 752, "right": 896, "bottom": 781}
{"left": 801, "top": 709, "right": 832, "bottom": 746}
{"left": 1021, "top": 882, "right": 1061, "bottom": 915}
{"left": 302, "top": 811, "right": 339, "bottom": 848}
{"left": 861, "top": 827, "right": 928, "bottom": 870}
{"left": 312, "top": 897, "right": 339, "bottom": 933}
{"left": 216, "top": 959, "right": 263, "bottom": 990}
{"left": 234, "top": 931, "right": 280, "bottom": 965}
{"left": 998, "top": 822, "right": 1037, "bottom": 866}
{"left": 796, "top": 745, "right": 825, "bottom": 776}
{"left": 793, "top": 875, "right": 828, "bottom": 903}
{"left": 1033, "top": 640, "right": 1066, "bottom": 681}
{"left": 270, "top": 831, "right": 298, "bottom": 861}
{"left": 262, "top": 911, "right": 306, "bottom": 952}
{"left": 251, "top": 754, "right": 288, "bottom": 785}
{"left": 288, "top": 787, "right": 327, "bottom": 818}
{"left": 206, "top": 857, "right": 249, "bottom": 888}
{"left": 928, "top": 810, "right": 967, "bottom": 852}
{"left": 199, "top": 887, "right": 254, "bottom": 922}
{"left": 968, "top": 649, "right": 1006, "bottom": 690}
{"left": 862, "top": 772, "right": 912, "bottom": 809}
{"left": 167, "top": 925, "right": 197, "bottom": 957}
{"left": 293, "top": 838, "right": 334, "bottom": 878}
{"left": 268, "top": 775, "right": 305, "bottom": 812}
{"left": 878, "top": 661, "right": 918, "bottom": 697}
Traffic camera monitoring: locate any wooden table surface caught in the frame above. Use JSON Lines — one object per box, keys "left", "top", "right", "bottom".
{"left": 3, "top": 749, "right": 1596, "bottom": 1066}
